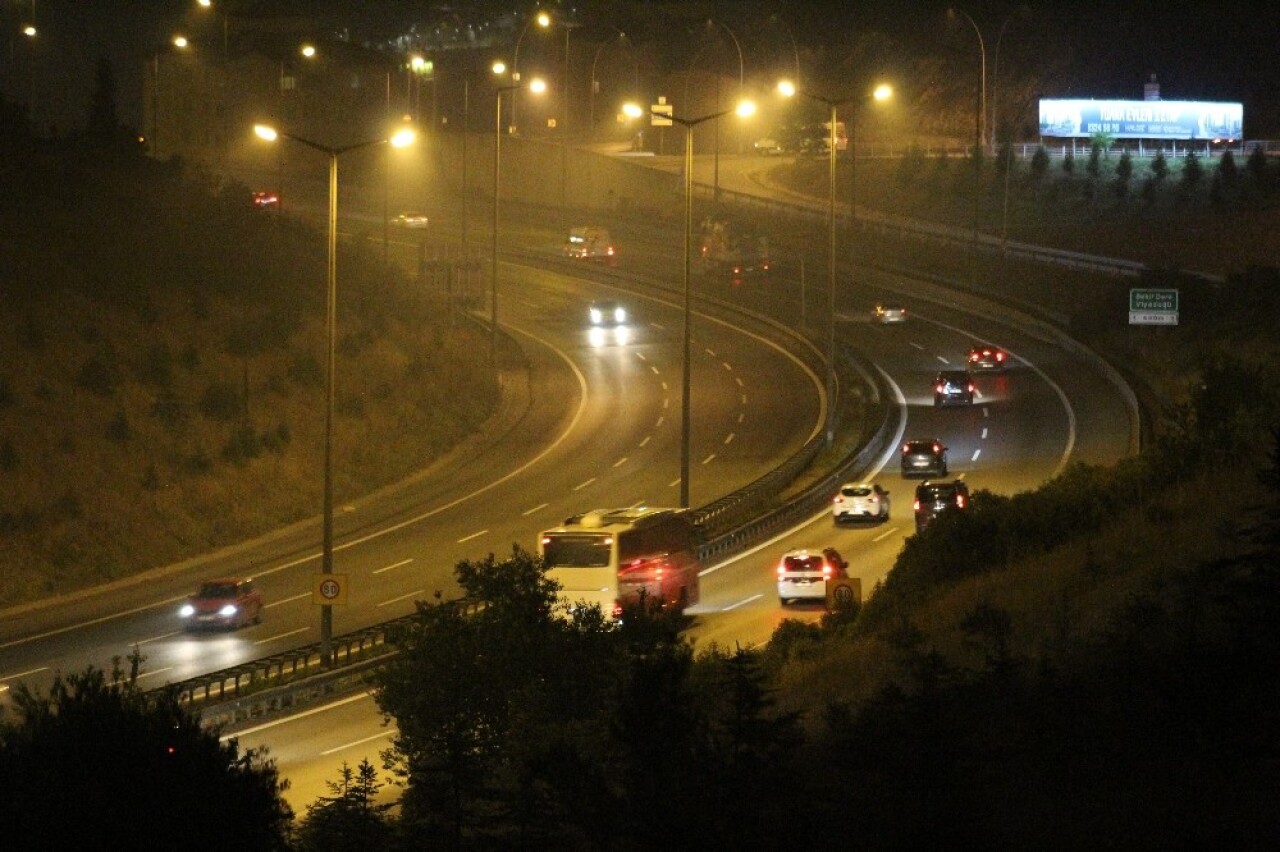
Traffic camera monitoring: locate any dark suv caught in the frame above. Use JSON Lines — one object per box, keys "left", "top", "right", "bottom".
{"left": 913, "top": 480, "right": 971, "bottom": 532}
{"left": 934, "top": 370, "right": 975, "bottom": 406}
{"left": 900, "top": 440, "right": 948, "bottom": 477}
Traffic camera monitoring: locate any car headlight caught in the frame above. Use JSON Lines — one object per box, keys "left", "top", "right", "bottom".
{"left": 614, "top": 308, "right": 627, "bottom": 323}
{"left": 179, "top": 604, "right": 195, "bottom": 618}
{"left": 218, "top": 604, "right": 238, "bottom": 617}
{"left": 589, "top": 309, "right": 602, "bottom": 324}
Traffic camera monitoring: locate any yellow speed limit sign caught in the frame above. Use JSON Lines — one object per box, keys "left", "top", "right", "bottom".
{"left": 312, "top": 573, "right": 349, "bottom": 606}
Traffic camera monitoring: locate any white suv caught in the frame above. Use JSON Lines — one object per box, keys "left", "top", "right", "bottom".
{"left": 832, "top": 482, "right": 891, "bottom": 523}
{"left": 776, "top": 549, "right": 841, "bottom": 604}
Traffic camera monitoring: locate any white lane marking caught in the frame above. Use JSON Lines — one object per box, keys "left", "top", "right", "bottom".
{"left": 255, "top": 627, "right": 309, "bottom": 645}
{"left": 872, "top": 527, "right": 901, "bottom": 542}
{"left": 971, "top": 449, "right": 982, "bottom": 462}
{"left": 135, "top": 630, "right": 183, "bottom": 645}
{"left": 522, "top": 503, "right": 549, "bottom": 516}
{"left": 635, "top": 352, "right": 647, "bottom": 361}
{"left": 656, "top": 416, "right": 665, "bottom": 427}
{"left": 737, "top": 412, "right": 745, "bottom": 423}
{"left": 984, "top": 407, "right": 990, "bottom": 417}
{"left": 740, "top": 394, "right": 748, "bottom": 404}
{"left": 704, "top": 347, "right": 716, "bottom": 357}
{"left": 722, "top": 361, "right": 733, "bottom": 371}
{"left": 650, "top": 365, "right": 660, "bottom": 375}
{"left": 0, "top": 322, "right": 597, "bottom": 653}
{"left": 723, "top": 594, "right": 763, "bottom": 611}
{"left": 661, "top": 381, "right": 668, "bottom": 391}
{"left": 663, "top": 398, "right": 669, "bottom": 409}
{"left": 457, "top": 529, "right": 488, "bottom": 542}
{"left": 613, "top": 457, "right": 628, "bottom": 468}
{"left": 651, "top": 322, "right": 666, "bottom": 331}
{"left": 1, "top": 666, "right": 49, "bottom": 681}
{"left": 222, "top": 692, "right": 374, "bottom": 740}
{"left": 723, "top": 433, "right": 735, "bottom": 445}
{"left": 266, "top": 592, "right": 310, "bottom": 608}
{"left": 910, "top": 342, "right": 925, "bottom": 350}
{"left": 372, "top": 558, "right": 413, "bottom": 575}
{"left": 669, "top": 478, "right": 681, "bottom": 487}
{"left": 936, "top": 355, "right": 950, "bottom": 364}
{"left": 377, "top": 590, "right": 424, "bottom": 608}
{"left": 981, "top": 427, "right": 989, "bottom": 439}
{"left": 572, "top": 478, "right": 596, "bottom": 491}
{"left": 702, "top": 454, "right": 717, "bottom": 464}
{"left": 639, "top": 436, "right": 651, "bottom": 447}
{"left": 134, "top": 666, "right": 175, "bottom": 681}
{"left": 735, "top": 376, "right": 744, "bottom": 386}
{"left": 322, "top": 728, "right": 399, "bottom": 757}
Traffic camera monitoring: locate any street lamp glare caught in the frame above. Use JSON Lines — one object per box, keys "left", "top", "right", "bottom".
{"left": 622, "top": 102, "right": 643, "bottom": 119}
{"left": 529, "top": 78, "right": 547, "bottom": 94}
{"left": 253, "top": 124, "right": 278, "bottom": 142}
{"left": 736, "top": 100, "right": 757, "bottom": 118}
{"left": 874, "top": 84, "right": 893, "bottom": 101}
{"left": 491, "top": 61, "right": 506, "bottom": 76}
{"left": 173, "top": 35, "right": 189, "bottom": 49}
{"left": 197, "top": 0, "right": 212, "bottom": 7}
{"left": 301, "top": 44, "right": 316, "bottom": 58}
{"left": 389, "top": 127, "right": 416, "bottom": 148}
{"left": 410, "top": 55, "right": 426, "bottom": 71}
{"left": 777, "top": 80, "right": 796, "bottom": 98}
{"left": 537, "top": 11, "right": 551, "bottom": 27}
{"left": 23, "top": 25, "right": 36, "bottom": 37}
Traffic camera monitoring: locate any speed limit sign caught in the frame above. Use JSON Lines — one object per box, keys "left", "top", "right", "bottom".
{"left": 312, "top": 573, "right": 349, "bottom": 606}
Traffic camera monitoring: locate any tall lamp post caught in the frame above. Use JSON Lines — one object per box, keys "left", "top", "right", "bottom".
{"left": 150, "top": 34, "right": 190, "bottom": 159}
{"left": 252, "top": 122, "right": 416, "bottom": 665}
{"left": 625, "top": 98, "right": 755, "bottom": 509}
{"left": 779, "top": 81, "right": 891, "bottom": 445}
{"left": 990, "top": 7, "right": 1029, "bottom": 152}
{"left": 491, "top": 77, "right": 546, "bottom": 363}
{"left": 510, "top": 9, "right": 550, "bottom": 134}
{"left": 588, "top": 28, "right": 631, "bottom": 139}
{"left": 948, "top": 7, "right": 986, "bottom": 154}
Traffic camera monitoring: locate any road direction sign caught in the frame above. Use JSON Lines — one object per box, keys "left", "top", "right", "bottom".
{"left": 651, "top": 96, "right": 673, "bottom": 127}
{"left": 1129, "top": 288, "right": 1178, "bottom": 325}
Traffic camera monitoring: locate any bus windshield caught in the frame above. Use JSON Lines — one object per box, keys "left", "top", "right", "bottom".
{"left": 541, "top": 533, "right": 613, "bottom": 568}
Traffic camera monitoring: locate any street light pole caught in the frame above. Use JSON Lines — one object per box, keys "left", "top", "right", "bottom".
{"left": 491, "top": 78, "right": 545, "bottom": 364}
{"left": 630, "top": 99, "right": 756, "bottom": 508}
{"left": 252, "top": 123, "right": 415, "bottom": 665}
{"left": 990, "top": 8, "right": 1028, "bottom": 152}
{"left": 949, "top": 7, "right": 986, "bottom": 153}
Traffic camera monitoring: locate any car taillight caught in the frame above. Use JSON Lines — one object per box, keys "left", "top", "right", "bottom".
{"left": 902, "top": 443, "right": 911, "bottom": 453}
{"left": 822, "top": 563, "right": 833, "bottom": 577}
{"left": 833, "top": 496, "right": 844, "bottom": 504}
{"left": 968, "top": 382, "right": 975, "bottom": 392}
{"left": 777, "top": 564, "right": 787, "bottom": 576}
{"left": 996, "top": 352, "right": 1006, "bottom": 361}
{"left": 611, "top": 600, "right": 623, "bottom": 619}
{"left": 913, "top": 499, "right": 921, "bottom": 511}
{"left": 932, "top": 443, "right": 942, "bottom": 453}
{"left": 935, "top": 383, "right": 944, "bottom": 393}
{"left": 956, "top": 493, "right": 967, "bottom": 508}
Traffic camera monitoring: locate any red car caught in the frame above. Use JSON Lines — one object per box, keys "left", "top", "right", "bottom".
{"left": 179, "top": 578, "right": 263, "bottom": 630}
{"left": 251, "top": 190, "right": 279, "bottom": 209}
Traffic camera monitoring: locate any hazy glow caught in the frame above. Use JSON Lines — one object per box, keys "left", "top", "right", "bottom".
{"left": 529, "top": 78, "right": 547, "bottom": 94}
{"left": 389, "top": 127, "right": 416, "bottom": 148}
{"left": 173, "top": 35, "right": 189, "bottom": 49}
{"left": 622, "top": 102, "right": 643, "bottom": 119}
{"left": 736, "top": 100, "right": 756, "bottom": 118}
{"left": 253, "top": 124, "right": 279, "bottom": 142}
{"left": 537, "top": 11, "right": 551, "bottom": 27}
{"left": 874, "top": 84, "right": 892, "bottom": 102}
{"left": 777, "top": 80, "right": 796, "bottom": 98}
{"left": 301, "top": 44, "right": 316, "bottom": 58}
{"left": 410, "top": 55, "right": 426, "bottom": 71}
{"left": 197, "top": 0, "right": 212, "bottom": 7}
{"left": 23, "top": 25, "right": 36, "bottom": 37}
{"left": 492, "top": 60, "right": 506, "bottom": 75}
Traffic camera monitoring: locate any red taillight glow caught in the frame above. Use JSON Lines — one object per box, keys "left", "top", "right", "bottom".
{"left": 777, "top": 564, "right": 786, "bottom": 576}
{"left": 996, "top": 351, "right": 1006, "bottom": 361}
{"left": 956, "top": 493, "right": 967, "bottom": 508}
{"left": 932, "top": 443, "right": 942, "bottom": 453}
{"left": 935, "top": 383, "right": 945, "bottom": 393}
{"left": 611, "top": 600, "right": 623, "bottom": 619}
{"left": 822, "top": 563, "right": 833, "bottom": 577}
{"left": 833, "top": 496, "right": 844, "bottom": 504}
{"left": 913, "top": 499, "right": 921, "bottom": 511}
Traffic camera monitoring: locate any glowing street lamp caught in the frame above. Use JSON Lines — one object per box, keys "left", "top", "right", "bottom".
{"left": 624, "top": 98, "right": 755, "bottom": 508}
{"left": 252, "top": 121, "right": 416, "bottom": 665}
{"left": 779, "top": 80, "right": 891, "bottom": 444}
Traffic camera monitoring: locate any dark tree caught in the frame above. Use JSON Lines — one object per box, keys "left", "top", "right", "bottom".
{"left": 1151, "top": 149, "right": 1169, "bottom": 180}
{"left": 1218, "top": 149, "right": 1238, "bottom": 188}
{"left": 1086, "top": 142, "right": 1102, "bottom": 178}
{"left": 296, "top": 759, "right": 397, "bottom": 852}
{"left": 87, "top": 57, "right": 119, "bottom": 140}
{"left": 1181, "top": 150, "right": 1204, "bottom": 187}
{"left": 1029, "top": 145, "right": 1049, "bottom": 182}
{"left": 0, "top": 660, "right": 293, "bottom": 851}
{"left": 1061, "top": 150, "right": 1075, "bottom": 176}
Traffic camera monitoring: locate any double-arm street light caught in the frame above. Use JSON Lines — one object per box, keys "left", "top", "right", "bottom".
{"left": 491, "top": 76, "right": 546, "bottom": 363}
{"left": 624, "top": 98, "right": 755, "bottom": 508}
{"left": 779, "top": 80, "right": 891, "bottom": 445}
{"left": 948, "top": 7, "right": 986, "bottom": 154}
{"left": 252, "top": 122, "right": 416, "bottom": 665}
{"left": 510, "top": 9, "right": 551, "bottom": 133}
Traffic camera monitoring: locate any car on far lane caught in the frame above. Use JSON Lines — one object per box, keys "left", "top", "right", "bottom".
{"left": 832, "top": 482, "right": 891, "bottom": 523}
{"left": 901, "top": 439, "right": 948, "bottom": 477}
{"left": 588, "top": 300, "right": 627, "bottom": 327}
{"left": 776, "top": 548, "right": 847, "bottom": 604}
{"left": 934, "top": 370, "right": 976, "bottom": 407}
{"left": 251, "top": 190, "right": 279, "bottom": 208}
{"left": 178, "top": 578, "right": 263, "bottom": 630}
{"left": 872, "top": 303, "right": 907, "bottom": 323}
{"left": 913, "top": 479, "right": 971, "bottom": 532}
{"left": 396, "top": 211, "right": 429, "bottom": 229}
{"left": 968, "top": 344, "right": 1009, "bottom": 371}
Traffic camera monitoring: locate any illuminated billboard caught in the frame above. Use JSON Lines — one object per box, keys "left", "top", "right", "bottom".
{"left": 1039, "top": 99, "right": 1243, "bottom": 141}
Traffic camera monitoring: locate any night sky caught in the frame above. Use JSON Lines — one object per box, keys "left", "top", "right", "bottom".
{"left": 4, "top": 1, "right": 1278, "bottom": 136}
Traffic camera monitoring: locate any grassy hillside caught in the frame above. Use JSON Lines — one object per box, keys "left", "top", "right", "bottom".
{"left": 0, "top": 137, "right": 497, "bottom": 606}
